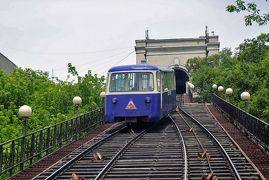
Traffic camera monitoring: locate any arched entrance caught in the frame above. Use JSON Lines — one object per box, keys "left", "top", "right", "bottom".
{"left": 169, "top": 64, "right": 189, "bottom": 95}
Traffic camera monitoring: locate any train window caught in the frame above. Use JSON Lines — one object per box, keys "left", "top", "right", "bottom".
{"left": 110, "top": 72, "right": 154, "bottom": 92}
{"left": 161, "top": 72, "right": 175, "bottom": 91}
{"left": 162, "top": 72, "right": 169, "bottom": 91}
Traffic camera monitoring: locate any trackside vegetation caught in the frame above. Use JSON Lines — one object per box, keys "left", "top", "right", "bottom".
{"left": 0, "top": 63, "right": 105, "bottom": 142}
{"left": 186, "top": 33, "right": 269, "bottom": 122}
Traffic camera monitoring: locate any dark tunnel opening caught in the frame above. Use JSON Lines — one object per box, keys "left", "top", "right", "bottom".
{"left": 174, "top": 68, "right": 189, "bottom": 94}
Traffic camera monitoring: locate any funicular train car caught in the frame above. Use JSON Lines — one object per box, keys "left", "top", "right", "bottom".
{"left": 102, "top": 64, "right": 176, "bottom": 123}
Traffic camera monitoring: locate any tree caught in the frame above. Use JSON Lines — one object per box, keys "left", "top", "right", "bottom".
{"left": 0, "top": 64, "right": 105, "bottom": 142}
{"left": 236, "top": 33, "right": 269, "bottom": 63}
{"left": 226, "top": 0, "right": 269, "bottom": 26}
{"left": 68, "top": 63, "right": 79, "bottom": 77}
{"left": 187, "top": 34, "right": 269, "bottom": 122}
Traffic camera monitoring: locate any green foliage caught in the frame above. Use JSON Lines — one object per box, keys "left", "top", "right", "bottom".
{"left": 226, "top": 0, "right": 269, "bottom": 26}
{"left": 236, "top": 33, "right": 269, "bottom": 62}
{"left": 187, "top": 34, "right": 269, "bottom": 122}
{"left": 0, "top": 65, "right": 105, "bottom": 142}
{"left": 68, "top": 63, "right": 79, "bottom": 76}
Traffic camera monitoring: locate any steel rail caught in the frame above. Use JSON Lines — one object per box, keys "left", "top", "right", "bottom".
{"left": 44, "top": 124, "right": 127, "bottom": 180}
{"left": 177, "top": 111, "right": 213, "bottom": 174}
{"left": 94, "top": 130, "right": 147, "bottom": 180}
{"left": 179, "top": 107, "right": 242, "bottom": 180}
{"left": 168, "top": 114, "right": 188, "bottom": 180}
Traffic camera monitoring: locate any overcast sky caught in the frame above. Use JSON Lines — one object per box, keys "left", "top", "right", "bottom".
{"left": 0, "top": 0, "right": 268, "bottom": 80}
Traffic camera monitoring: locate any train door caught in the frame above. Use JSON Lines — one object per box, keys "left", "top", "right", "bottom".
{"left": 161, "top": 72, "right": 168, "bottom": 116}
{"left": 156, "top": 71, "right": 162, "bottom": 112}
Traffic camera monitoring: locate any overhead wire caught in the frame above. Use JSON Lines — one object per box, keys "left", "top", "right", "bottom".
{"left": 99, "top": 50, "right": 135, "bottom": 76}
{"left": 53, "top": 47, "right": 134, "bottom": 71}
{"left": 4, "top": 46, "right": 133, "bottom": 55}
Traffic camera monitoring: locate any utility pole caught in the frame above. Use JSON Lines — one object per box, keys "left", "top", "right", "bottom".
{"left": 205, "top": 26, "right": 209, "bottom": 59}
{"left": 144, "top": 29, "right": 149, "bottom": 61}
{"left": 51, "top": 68, "right": 55, "bottom": 82}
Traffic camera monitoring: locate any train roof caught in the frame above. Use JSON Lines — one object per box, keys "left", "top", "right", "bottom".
{"left": 108, "top": 64, "right": 173, "bottom": 72}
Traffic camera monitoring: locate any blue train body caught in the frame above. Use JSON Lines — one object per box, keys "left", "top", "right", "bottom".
{"left": 104, "top": 64, "right": 176, "bottom": 123}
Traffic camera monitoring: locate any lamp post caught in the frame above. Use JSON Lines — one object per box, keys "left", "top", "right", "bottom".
{"left": 212, "top": 84, "right": 217, "bottom": 90}
{"left": 217, "top": 86, "right": 224, "bottom": 96}
{"left": 18, "top": 105, "right": 32, "bottom": 137}
{"left": 18, "top": 105, "right": 32, "bottom": 170}
{"left": 225, "top": 88, "right": 233, "bottom": 102}
{"left": 241, "top": 91, "right": 250, "bottom": 110}
{"left": 73, "top": 96, "right": 82, "bottom": 140}
{"left": 73, "top": 96, "right": 82, "bottom": 116}
{"left": 100, "top": 92, "right": 105, "bottom": 107}
{"left": 100, "top": 92, "right": 105, "bottom": 98}
{"left": 225, "top": 88, "right": 233, "bottom": 95}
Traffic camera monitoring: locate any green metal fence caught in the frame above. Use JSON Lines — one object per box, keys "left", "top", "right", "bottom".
{"left": 0, "top": 108, "right": 104, "bottom": 179}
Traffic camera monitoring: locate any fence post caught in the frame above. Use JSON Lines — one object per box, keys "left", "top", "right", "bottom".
{"left": 29, "top": 134, "right": 35, "bottom": 165}
{"left": 46, "top": 128, "right": 50, "bottom": 155}
{"left": 0, "top": 144, "right": 3, "bottom": 174}
{"left": 38, "top": 130, "right": 43, "bottom": 159}
{"left": 65, "top": 121, "right": 68, "bottom": 142}
{"left": 59, "top": 123, "right": 63, "bottom": 147}
{"left": 53, "top": 126, "right": 57, "bottom": 147}
{"left": 9, "top": 141, "right": 15, "bottom": 176}
{"left": 70, "top": 119, "right": 74, "bottom": 141}
{"left": 75, "top": 117, "right": 78, "bottom": 140}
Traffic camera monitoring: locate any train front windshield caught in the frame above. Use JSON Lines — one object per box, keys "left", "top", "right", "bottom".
{"left": 110, "top": 72, "right": 154, "bottom": 92}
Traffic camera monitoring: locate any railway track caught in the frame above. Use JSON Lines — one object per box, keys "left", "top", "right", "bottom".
{"left": 178, "top": 104, "right": 261, "bottom": 179}
{"left": 100, "top": 120, "right": 186, "bottom": 179}
{"left": 34, "top": 124, "right": 136, "bottom": 179}
{"left": 170, "top": 112, "right": 239, "bottom": 179}
{"left": 34, "top": 121, "right": 187, "bottom": 179}
{"left": 33, "top": 104, "right": 261, "bottom": 179}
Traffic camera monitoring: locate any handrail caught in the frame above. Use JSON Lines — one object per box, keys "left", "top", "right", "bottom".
{"left": 0, "top": 108, "right": 104, "bottom": 179}
{"left": 212, "top": 94, "right": 269, "bottom": 151}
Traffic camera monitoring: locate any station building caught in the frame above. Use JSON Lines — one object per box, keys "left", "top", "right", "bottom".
{"left": 135, "top": 35, "right": 220, "bottom": 66}
{"left": 135, "top": 34, "right": 220, "bottom": 96}
{"left": 0, "top": 53, "right": 16, "bottom": 73}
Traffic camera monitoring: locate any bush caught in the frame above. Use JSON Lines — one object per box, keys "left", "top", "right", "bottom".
{"left": 0, "top": 65, "right": 105, "bottom": 142}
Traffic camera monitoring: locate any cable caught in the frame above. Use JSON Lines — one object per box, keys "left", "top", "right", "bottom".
{"left": 99, "top": 50, "right": 135, "bottom": 75}
{"left": 4, "top": 46, "right": 133, "bottom": 55}
{"left": 111, "top": 50, "right": 135, "bottom": 65}
{"left": 53, "top": 48, "right": 133, "bottom": 71}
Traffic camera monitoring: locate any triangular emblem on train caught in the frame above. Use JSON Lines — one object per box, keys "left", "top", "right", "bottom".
{"left": 125, "top": 100, "right": 137, "bottom": 109}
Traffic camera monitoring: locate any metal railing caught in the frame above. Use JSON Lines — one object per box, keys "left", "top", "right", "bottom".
{"left": 0, "top": 108, "right": 104, "bottom": 179}
{"left": 212, "top": 94, "right": 269, "bottom": 151}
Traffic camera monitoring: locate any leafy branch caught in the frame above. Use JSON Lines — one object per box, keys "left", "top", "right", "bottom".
{"left": 226, "top": 0, "right": 269, "bottom": 26}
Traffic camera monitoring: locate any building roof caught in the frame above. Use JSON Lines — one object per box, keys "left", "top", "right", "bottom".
{"left": 0, "top": 53, "right": 17, "bottom": 73}
{"left": 135, "top": 35, "right": 219, "bottom": 43}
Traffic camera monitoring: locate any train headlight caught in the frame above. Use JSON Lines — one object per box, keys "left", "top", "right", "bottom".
{"left": 112, "top": 98, "right": 118, "bottom": 104}
{"left": 145, "top": 97, "right": 151, "bottom": 103}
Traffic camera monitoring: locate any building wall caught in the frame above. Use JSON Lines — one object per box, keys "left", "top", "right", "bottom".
{"left": 136, "top": 53, "right": 207, "bottom": 67}
{"left": 0, "top": 53, "right": 17, "bottom": 73}
{"left": 135, "top": 36, "right": 220, "bottom": 67}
